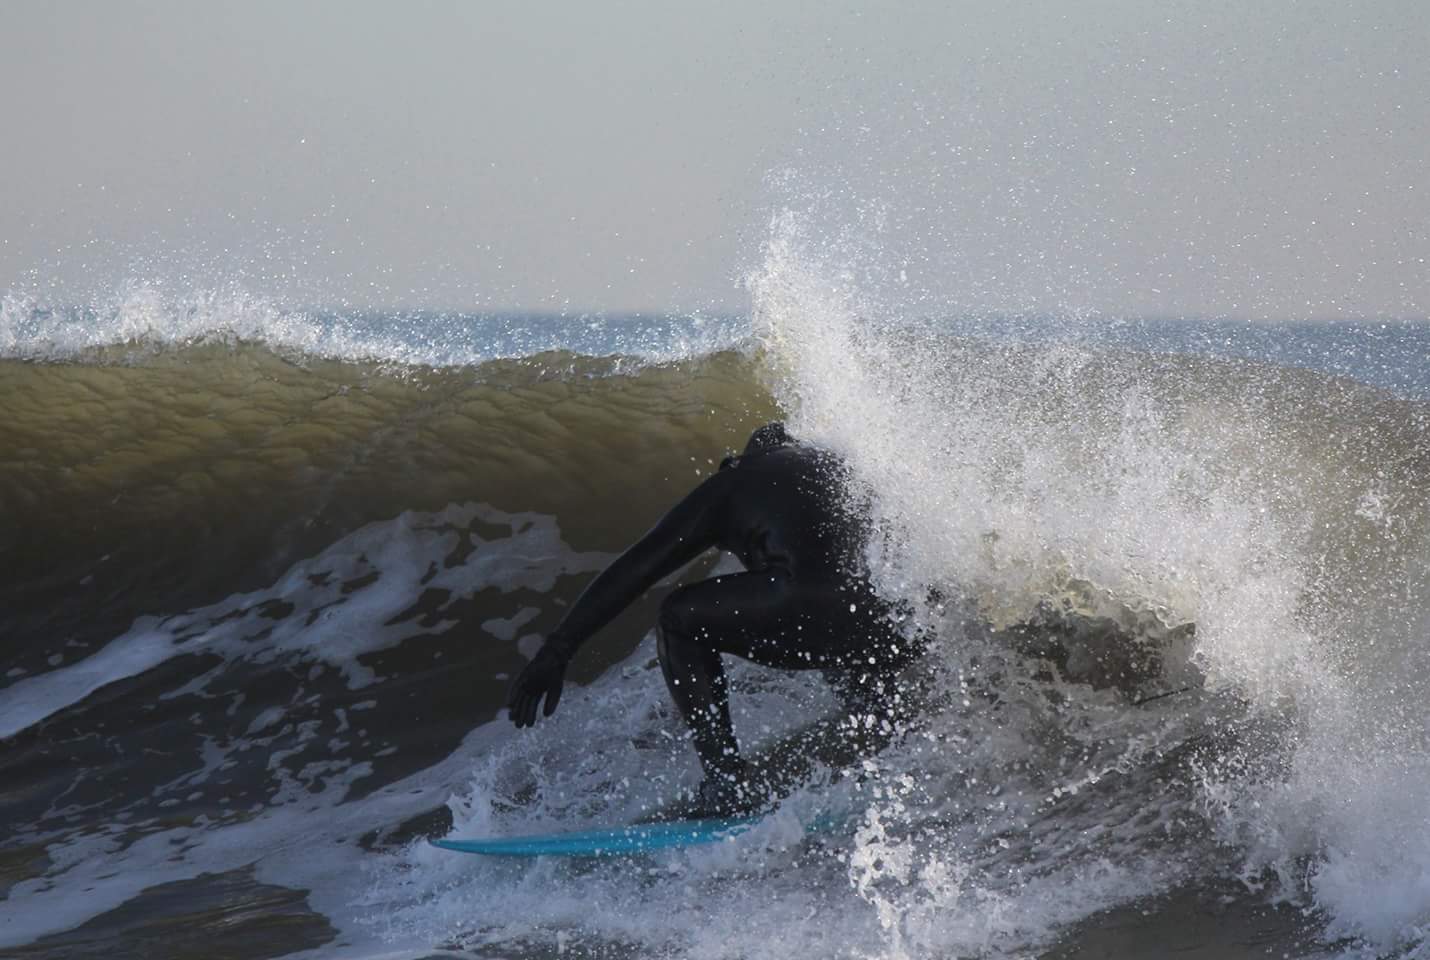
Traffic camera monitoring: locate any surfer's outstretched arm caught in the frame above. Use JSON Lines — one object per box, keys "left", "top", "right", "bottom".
{"left": 507, "top": 472, "right": 729, "bottom": 727}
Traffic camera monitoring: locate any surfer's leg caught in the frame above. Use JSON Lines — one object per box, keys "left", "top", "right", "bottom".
{"left": 656, "top": 575, "right": 764, "bottom": 785}
{"left": 818, "top": 586, "right": 922, "bottom": 721}
{"left": 657, "top": 571, "right": 907, "bottom": 783}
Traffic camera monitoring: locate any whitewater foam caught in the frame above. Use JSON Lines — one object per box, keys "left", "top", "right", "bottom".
{"left": 0, "top": 504, "right": 612, "bottom": 741}
{"left": 0, "top": 502, "right": 623, "bottom": 954}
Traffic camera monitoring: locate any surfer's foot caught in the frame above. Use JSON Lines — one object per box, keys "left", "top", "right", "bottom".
{"left": 690, "top": 765, "right": 771, "bottom": 818}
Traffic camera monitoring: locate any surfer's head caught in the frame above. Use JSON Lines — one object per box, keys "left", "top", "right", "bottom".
{"left": 720, "top": 422, "right": 791, "bottom": 470}
{"left": 743, "top": 421, "right": 790, "bottom": 455}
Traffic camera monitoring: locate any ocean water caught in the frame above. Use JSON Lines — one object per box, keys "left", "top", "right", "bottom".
{"left": 1, "top": 224, "right": 1428, "bottom": 960}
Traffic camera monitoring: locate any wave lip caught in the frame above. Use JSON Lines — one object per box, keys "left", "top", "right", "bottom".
{"left": 1, "top": 283, "right": 751, "bottom": 367}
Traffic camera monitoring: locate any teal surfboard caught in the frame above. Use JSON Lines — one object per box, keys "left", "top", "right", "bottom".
{"left": 433, "top": 711, "right": 895, "bottom": 858}
{"left": 431, "top": 814, "right": 763, "bottom": 857}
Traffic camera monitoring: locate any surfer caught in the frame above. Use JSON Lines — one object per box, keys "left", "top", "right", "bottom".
{"left": 507, "top": 422, "right": 919, "bottom": 815}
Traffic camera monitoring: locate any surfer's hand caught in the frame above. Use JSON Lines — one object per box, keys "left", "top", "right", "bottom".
{"left": 508, "top": 641, "right": 569, "bottom": 727}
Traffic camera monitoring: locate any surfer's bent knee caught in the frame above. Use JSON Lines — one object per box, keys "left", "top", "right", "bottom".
{"left": 657, "top": 588, "right": 706, "bottom": 651}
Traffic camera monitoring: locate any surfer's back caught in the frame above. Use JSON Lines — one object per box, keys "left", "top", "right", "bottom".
{"left": 712, "top": 444, "right": 861, "bottom": 579}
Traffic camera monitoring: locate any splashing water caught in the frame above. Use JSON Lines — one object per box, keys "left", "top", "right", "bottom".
{"left": 744, "top": 207, "right": 1430, "bottom": 956}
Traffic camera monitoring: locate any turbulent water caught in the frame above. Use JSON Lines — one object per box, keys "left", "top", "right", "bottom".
{"left": 2, "top": 233, "right": 1429, "bottom": 959}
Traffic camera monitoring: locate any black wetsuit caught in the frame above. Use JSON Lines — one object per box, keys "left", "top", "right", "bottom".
{"left": 507, "top": 423, "right": 916, "bottom": 806}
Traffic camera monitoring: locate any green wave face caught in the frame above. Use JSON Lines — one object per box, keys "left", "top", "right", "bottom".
{"left": 0, "top": 345, "right": 778, "bottom": 652}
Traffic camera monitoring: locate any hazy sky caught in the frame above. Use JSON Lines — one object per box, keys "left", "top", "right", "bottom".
{"left": 2, "top": 1, "right": 1426, "bottom": 318}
